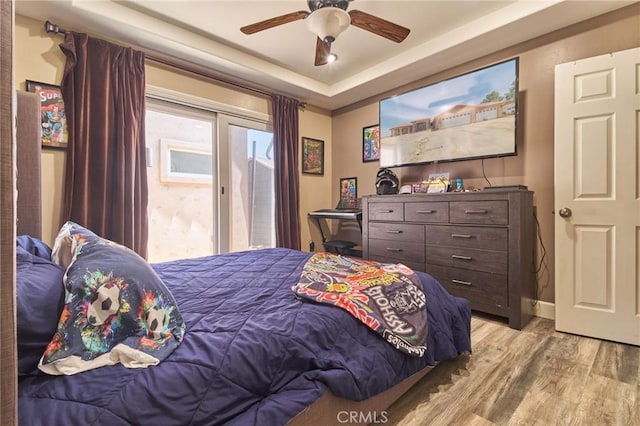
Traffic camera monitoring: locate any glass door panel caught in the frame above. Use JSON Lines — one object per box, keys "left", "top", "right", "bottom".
{"left": 145, "top": 99, "right": 217, "bottom": 262}
{"left": 219, "top": 115, "right": 274, "bottom": 252}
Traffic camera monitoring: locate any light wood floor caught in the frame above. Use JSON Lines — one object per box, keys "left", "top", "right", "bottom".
{"left": 386, "top": 315, "right": 640, "bottom": 425}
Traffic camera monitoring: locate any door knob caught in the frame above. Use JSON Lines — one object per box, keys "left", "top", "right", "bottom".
{"left": 558, "top": 207, "right": 572, "bottom": 218}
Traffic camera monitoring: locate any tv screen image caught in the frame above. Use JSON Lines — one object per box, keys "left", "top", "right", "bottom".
{"left": 379, "top": 58, "right": 519, "bottom": 168}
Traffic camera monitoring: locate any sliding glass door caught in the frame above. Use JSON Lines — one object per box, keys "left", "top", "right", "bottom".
{"left": 144, "top": 95, "right": 274, "bottom": 260}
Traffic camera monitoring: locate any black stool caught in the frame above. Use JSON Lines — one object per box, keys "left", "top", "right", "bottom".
{"left": 323, "top": 240, "right": 356, "bottom": 255}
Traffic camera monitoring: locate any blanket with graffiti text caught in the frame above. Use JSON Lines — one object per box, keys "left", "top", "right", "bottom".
{"left": 292, "top": 253, "right": 428, "bottom": 357}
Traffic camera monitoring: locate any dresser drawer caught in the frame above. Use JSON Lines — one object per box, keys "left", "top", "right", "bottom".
{"left": 426, "top": 246, "right": 507, "bottom": 274}
{"left": 426, "top": 225, "right": 507, "bottom": 251}
{"left": 405, "top": 202, "right": 449, "bottom": 223}
{"left": 450, "top": 201, "right": 508, "bottom": 225}
{"left": 368, "top": 202, "right": 404, "bottom": 221}
{"left": 426, "top": 264, "right": 508, "bottom": 309}
{"left": 366, "top": 255, "right": 424, "bottom": 273}
{"left": 369, "top": 239, "right": 425, "bottom": 264}
{"left": 369, "top": 222, "right": 424, "bottom": 243}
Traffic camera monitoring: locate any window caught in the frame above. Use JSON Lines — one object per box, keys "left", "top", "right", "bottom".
{"left": 159, "top": 138, "right": 213, "bottom": 184}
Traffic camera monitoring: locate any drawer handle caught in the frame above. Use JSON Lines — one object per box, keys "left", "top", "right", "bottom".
{"left": 465, "top": 209, "right": 488, "bottom": 214}
{"left": 386, "top": 248, "right": 403, "bottom": 252}
{"left": 452, "top": 255, "right": 472, "bottom": 261}
{"left": 452, "top": 279, "right": 472, "bottom": 286}
{"left": 386, "top": 230, "right": 403, "bottom": 234}
{"left": 415, "top": 210, "right": 435, "bottom": 214}
{"left": 451, "top": 233, "right": 472, "bottom": 239}
{"left": 378, "top": 209, "right": 394, "bottom": 213}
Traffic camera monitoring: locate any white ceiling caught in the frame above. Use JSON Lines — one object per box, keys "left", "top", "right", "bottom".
{"left": 15, "top": 0, "right": 634, "bottom": 110}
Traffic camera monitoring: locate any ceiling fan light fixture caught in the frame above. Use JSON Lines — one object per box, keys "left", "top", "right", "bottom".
{"left": 327, "top": 53, "right": 337, "bottom": 63}
{"left": 306, "top": 7, "right": 350, "bottom": 43}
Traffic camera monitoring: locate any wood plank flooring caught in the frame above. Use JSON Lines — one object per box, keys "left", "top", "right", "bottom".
{"left": 386, "top": 315, "right": 640, "bottom": 425}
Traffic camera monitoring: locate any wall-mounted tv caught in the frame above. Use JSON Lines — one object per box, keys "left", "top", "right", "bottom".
{"left": 379, "top": 57, "right": 519, "bottom": 168}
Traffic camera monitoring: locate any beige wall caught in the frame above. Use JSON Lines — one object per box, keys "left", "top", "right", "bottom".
{"left": 15, "top": 15, "right": 67, "bottom": 245}
{"left": 332, "top": 4, "right": 640, "bottom": 304}
{"left": 14, "top": 14, "right": 332, "bottom": 250}
{"left": 299, "top": 108, "right": 333, "bottom": 251}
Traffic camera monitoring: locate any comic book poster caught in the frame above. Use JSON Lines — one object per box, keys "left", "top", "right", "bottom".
{"left": 339, "top": 177, "right": 357, "bottom": 208}
{"left": 301, "top": 137, "right": 324, "bottom": 175}
{"left": 26, "top": 80, "right": 68, "bottom": 148}
{"left": 362, "top": 124, "right": 379, "bottom": 162}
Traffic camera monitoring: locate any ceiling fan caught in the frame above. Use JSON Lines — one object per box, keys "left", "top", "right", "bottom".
{"left": 240, "top": 0, "right": 410, "bottom": 66}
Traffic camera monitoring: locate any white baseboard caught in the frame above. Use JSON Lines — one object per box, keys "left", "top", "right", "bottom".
{"left": 533, "top": 301, "right": 555, "bottom": 320}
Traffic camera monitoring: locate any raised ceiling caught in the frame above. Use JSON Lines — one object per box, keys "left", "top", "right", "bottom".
{"left": 15, "top": 0, "right": 634, "bottom": 110}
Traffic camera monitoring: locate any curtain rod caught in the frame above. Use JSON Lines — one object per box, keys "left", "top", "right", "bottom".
{"left": 42, "top": 20, "right": 305, "bottom": 105}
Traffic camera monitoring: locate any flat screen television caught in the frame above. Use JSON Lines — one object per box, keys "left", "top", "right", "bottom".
{"left": 379, "top": 57, "right": 519, "bottom": 168}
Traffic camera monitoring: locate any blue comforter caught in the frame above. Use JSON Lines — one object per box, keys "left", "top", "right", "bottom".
{"left": 19, "top": 248, "right": 471, "bottom": 425}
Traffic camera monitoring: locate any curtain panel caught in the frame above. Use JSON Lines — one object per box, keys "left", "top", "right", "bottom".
{"left": 271, "top": 95, "right": 301, "bottom": 250}
{"left": 60, "top": 33, "right": 149, "bottom": 257}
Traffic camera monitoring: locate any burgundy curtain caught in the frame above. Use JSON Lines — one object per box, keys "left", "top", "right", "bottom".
{"left": 60, "top": 33, "right": 148, "bottom": 257}
{"left": 271, "top": 94, "right": 301, "bottom": 250}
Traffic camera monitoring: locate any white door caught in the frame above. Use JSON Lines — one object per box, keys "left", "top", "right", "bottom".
{"left": 554, "top": 47, "right": 640, "bottom": 345}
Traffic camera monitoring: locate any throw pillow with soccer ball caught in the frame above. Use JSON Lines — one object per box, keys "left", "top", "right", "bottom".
{"left": 40, "top": 221, "right": 186, "bottom": 375}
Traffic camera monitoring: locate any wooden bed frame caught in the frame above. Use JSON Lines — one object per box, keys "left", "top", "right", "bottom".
{"left": 289, "top": 366, "right": 432, "bottom": 425}
{"left": 16, "top": 90, "right": 435, "bottom": 425}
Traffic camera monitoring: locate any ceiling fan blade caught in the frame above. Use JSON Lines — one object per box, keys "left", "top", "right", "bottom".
{"left": 315, "top": 37, "right": 331, "bottom": 66}
{"left": 240, "top": 11, "right": 309, "bottom": 35}
{"left": 348, "top": 10, "right": 410, "bottom": 43}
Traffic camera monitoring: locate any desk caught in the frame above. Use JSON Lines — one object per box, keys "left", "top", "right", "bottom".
{"left": 308, "top": 209, "right": 362, "bottom": 254}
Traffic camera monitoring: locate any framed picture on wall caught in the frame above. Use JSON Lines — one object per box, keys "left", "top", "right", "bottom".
{"left": 362, "top": 124, "right": 379, "bottom": 162}
{"left": 26, "top": 80, "right": 68, "bottom": 149}
{"left": 339, "top": 177, "right": 357, "bottom": 208}
{"left": 301, "top": 137, "right": 324, "bottom": 175}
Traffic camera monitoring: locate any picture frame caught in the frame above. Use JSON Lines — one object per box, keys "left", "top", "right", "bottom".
{"left": 339, "top": 177, "right": 357, "bottom": 208}
{"left": 26, "top": 80, "right": 68, "bottom": 149}
{"left": 362, "top": 124, "right": 380, "bottom": 162}
{"left": 301, "top": 137, "right": 324, "bottom": 175}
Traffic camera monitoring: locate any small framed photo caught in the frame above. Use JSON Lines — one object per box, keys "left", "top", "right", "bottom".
{"left": 362, "top": 124, "right": 380, "bottom": 162}
{"left": 301, "top": 137, "right": 324, "bottom": 175}
{"left": 339, "top": 177, "right": 358, "bottom": 208}
{"left": 26, "top": 80, "right": 68, "bottom": 149}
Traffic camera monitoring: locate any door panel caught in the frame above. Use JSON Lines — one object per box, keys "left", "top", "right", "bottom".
{"left": 574, "top": 226, "right": 612, "bottom": 309}
{"left": 574, "top": 115, "right": 612, "bottom": 198}
{"left": 554, "top": 47, "right": 640, "bottom": 345}
{"left": 145, "top": 99, "right": 217, "bottom": 262}
{"left": 218, "top": 114, "right": 274, "bottom": 252}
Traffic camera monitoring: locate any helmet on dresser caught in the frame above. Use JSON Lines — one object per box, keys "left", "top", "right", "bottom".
{"left": 375, "top": 168, "right": 399, "bottom": 195}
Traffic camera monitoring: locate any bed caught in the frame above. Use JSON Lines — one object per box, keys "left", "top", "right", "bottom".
{"left": 15, "top": 91, "right": 471, "bottom": 425}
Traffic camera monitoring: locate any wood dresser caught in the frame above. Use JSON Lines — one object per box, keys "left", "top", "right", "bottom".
{"left": 362, "top": 190, "right": 535, "bottom": 329}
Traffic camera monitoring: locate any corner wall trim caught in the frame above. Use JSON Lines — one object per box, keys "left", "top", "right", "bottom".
{"left": 533, "top": 301, "right": 555, "bottom": 320}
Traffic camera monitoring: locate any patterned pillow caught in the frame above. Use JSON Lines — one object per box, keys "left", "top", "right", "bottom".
{"left": 40, "top": 221, "right": 185, "bottom": 375}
